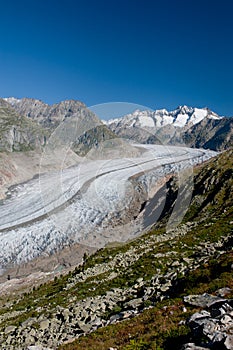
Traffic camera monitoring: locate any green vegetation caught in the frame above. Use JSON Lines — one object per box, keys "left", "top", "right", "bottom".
{"left": 59, "top": 251, "right": 233, "bottom": 350}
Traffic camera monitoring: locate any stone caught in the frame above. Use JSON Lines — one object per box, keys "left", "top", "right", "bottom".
{"left": 160, "top": 283, "right": 171, "bottom": 292}
{"left": 202, "top": 320, "right": 218, "bottom": 339}
{"left": 219, "top": 302, "right": 233, "bottom": 316}
{"left": 217, "top": 287, "right": 232, "bottom": 297}
{"left": 184, "top": 296, "right": 233, "bottom": 350}
{"left": 39, "top": 319, "right": 50, "bottom": 330}
{"left": 224, "top": 335, "right": 233, "bottom": 350}
{"left": 211, "top": 332, "right": 226, "bottom": 344}
{"left": 184, "top": 294, "right": 226, "bottom": 308}
{"left": 4, "top": 325, "right": 16, "bottom": 334}
{"left": 27, "top": 346, "right": 53, "bottom": 350}
{"left": 136, "top": 277, "right": 143, "bottom": 283}
{"left": 182, "top": 343, "right": 210, "bottom": 349}
{"left": 188, "top": 310, "right": 211, "bottom": 334}
{"left": 124, "top": 298, "right": 143, "bottom": 309}
{"left": 77, "top": 321, "right": 91, "bottom": 333}
{"left": 24, "top": 335, "right": 36, "bottom": 345}
{"left": 220, "top": 314, "right": 232, "bottom": 324}
{"left": 21, "top": 317, "right": 37, "bottom": 328}
{"left": 109, "top": 314, "right": 122, "bottom": 323}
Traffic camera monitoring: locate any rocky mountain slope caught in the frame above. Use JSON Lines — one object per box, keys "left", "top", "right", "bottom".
{"left": 1, "top": 98, "right": 116, "bottom": 156}
{"left": 182, "top": 116, "right": 233, "bottom": 151}
{"left": 0, "top": 149, "right": 232, "bottom": 349}
{"left": 0, "top": 99, "right": 48, "bottom": 152}
{"left": 4, "top": 98, "right": 87, "bottom": 129}
{"left": 105, "top": 106, "right": 233, "bottom": 151}
{"left": 3, "top": 98, "right": 233, "bottom": 152}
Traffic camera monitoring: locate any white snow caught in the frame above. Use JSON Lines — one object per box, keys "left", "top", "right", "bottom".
{"left": 173, "top": 113, "right": 189, "bottom": 127}
{"left": 138, "top": 115, "right": 155, "bottom": 128}
{"left": 105, "top": 106, "right": 223, "bottom": 130}
{"left": 208, "top": 113, "right": 222, "bottom": 120}
{"left": 190, "top": 108, "right": 208, "bottom": 125}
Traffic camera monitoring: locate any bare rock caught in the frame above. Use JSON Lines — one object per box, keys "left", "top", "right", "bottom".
{"left": 225, "top": 335, "right": 233, "bottom": 350}
{"left": 184, "top": 293, "right": 226, "bottom": 308}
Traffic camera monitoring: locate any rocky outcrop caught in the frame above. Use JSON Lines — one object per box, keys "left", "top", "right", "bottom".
{"left": 0, "top": 226, "right": 231, "bottom": 349}
{"left": 182, "top": 117, "right": 233, "bottom": 151}
{"left": 4, "top": 98, "right": 86, "bottom": 129}
{"left": 183, "top": 295, "right": 233, "bottom": 349}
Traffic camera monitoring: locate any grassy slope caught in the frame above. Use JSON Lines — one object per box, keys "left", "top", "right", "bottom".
{"left": 59, "top": 252, "right": 233, "bottom": 350}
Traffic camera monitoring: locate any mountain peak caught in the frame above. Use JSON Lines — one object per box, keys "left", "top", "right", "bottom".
{"left": 105, "top": 105, "right": 223, "bottom": 130}
{"left": 177, "top": 105, "right": 192, "bottom": 111}
{"left": 3, "top": 97, "right": 21, "bottom": 106}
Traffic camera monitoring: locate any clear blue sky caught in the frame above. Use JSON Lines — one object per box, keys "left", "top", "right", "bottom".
{"left": 0, "top": 0, "right": 233, "bottom": 116}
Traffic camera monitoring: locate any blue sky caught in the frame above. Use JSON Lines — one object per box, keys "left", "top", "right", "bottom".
{"left": 0, "top": 0, "right": 233, "bottom": 116}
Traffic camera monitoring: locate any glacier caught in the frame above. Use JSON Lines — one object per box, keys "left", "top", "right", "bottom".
{"left": 0, "top": 144, "right": 217, "bottom": 269}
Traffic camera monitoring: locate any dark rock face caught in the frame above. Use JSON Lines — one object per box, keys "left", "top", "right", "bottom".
{"left": 183, "top": 295, "right": 233, "bottom": 350}
{"left": 182, "top": 117, "right": 233, "bottom": 151}
{"left": 183, "top": 294, "right": 227, "bottom": 308}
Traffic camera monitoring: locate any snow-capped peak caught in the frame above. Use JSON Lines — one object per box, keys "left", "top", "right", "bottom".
{"left": 104, "top": 105, "right": 223, "bottom": 130}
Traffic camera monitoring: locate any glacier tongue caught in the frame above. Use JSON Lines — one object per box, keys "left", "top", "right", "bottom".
{"left": 0, "top": 145, "right": 217, "bottom": 268}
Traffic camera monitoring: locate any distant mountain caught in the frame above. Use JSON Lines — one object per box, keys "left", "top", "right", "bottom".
{"left": 2, "top": 98, "right": 116, "bottom": 155}
{"left": 182, "top": 116, "right": 233, "bottom": 151}
{"left": 105, "top": 105, "right": 221, "bottom": 130}
{"left": 104, "top": 106, "right": 232, "bottom": 150}
{"left": 3, "top": 99, "right": 232, "bottom": 152}
{"left": 4, "top": 97, "right": 93, "bottom": 129}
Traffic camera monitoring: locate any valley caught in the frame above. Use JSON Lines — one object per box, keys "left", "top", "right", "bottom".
{"left": 0, "top": 143, "right": 216, "bottom": 273}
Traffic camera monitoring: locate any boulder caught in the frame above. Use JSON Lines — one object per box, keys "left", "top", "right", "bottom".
{"left": 225, "top": 335, "right": 233, "bottom": 350}
{"left": 182, "top": 343, "right": 210, "bottom": 350}
{"left": 4, "top": 325, "right": 16, "bottom": 334}
{"left": 184, "top": 293, "right": 226, "bottom": 308}
{"left": 39, "top": 319, "right": 50, "bottom": 331}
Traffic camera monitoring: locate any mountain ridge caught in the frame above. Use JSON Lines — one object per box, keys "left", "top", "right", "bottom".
{"left": 0, "top": 97, "right": 116, "bottom": 156}
{"left": 104, "top": 105, "right": 232, "bottom": 150}
{"left": 104, "top": 105, "right": 223, "bottom": 129}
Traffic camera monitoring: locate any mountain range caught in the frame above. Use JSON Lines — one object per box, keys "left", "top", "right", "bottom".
{"left": 0, "top": 98, "right": 115, "bottom": 155}
{"left": 1, "top": 98, "right": 233, "bottom": 152}
{"left": 104, "top": 105, "right": 233, "bottom": 150}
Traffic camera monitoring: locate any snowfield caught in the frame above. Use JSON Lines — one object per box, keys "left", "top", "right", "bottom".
{"left": 104, "top": 106, "right": 222, "bottom": 130}
{"left": 0, "top": 145, "right": 217, "bottom": 268}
